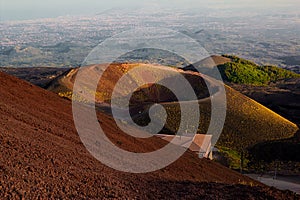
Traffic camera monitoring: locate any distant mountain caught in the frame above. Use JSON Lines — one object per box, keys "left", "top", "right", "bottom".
{"left": 0, "top": 46, "right": 43, "bottom": 56}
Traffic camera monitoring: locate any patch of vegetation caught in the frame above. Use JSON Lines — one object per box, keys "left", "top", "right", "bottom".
{"left": 218, "top": 55, "right": 300, "bottom": 85}
{"left": 58, "top": 91, "right": 73, "bottom": 99}
{"left": 259, "top": 65, "right": 300, "bottom": 82}
{"left": 217, "top": 146, "right": 249, "bottom": 170}
{"left": 58, "top": 91, "right": 89, "bottom": 103}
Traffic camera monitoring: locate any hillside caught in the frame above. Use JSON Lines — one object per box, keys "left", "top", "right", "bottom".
{"left": 183, "top": 55, "right": 300, "bottom": 170}
{"left": 3, "top": 71, "right": 299, "bottom": 199}
{"left": 229, "top": 78, "right": 300, "bottom": 127}
{"left": 218, "top": 55, "right": 300, "bottom": 85}
{"left": 185, "top": 55, "right": 300, "bottom": 86}
{"left": 49, "top": 63, "right": 210, "bottom": 103}
{"left": 227, "top": 77, "right": 300, "bottom": 172}
{"left": 158, "top": 85, "right": 298, "bottom": 149}
{"left": 47, "top": 63, "right": 298, "bottom": 152}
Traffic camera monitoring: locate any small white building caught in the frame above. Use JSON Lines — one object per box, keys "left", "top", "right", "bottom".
{"left": 155, "top": 134, "right": 213, "bottom": 159}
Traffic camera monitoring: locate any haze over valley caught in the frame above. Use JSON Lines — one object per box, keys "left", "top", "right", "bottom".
{"left": 1, "top": 3, "right": 300, "bottom": 72}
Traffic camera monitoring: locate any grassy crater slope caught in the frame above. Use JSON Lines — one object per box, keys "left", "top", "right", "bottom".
{"left": 48, "top": 63, "right": 299, "bottom": 153}
{"left": 152, "top": 85, "right": 298, "bottom": 151}
{"left": 217, "top": 55, "right": 300, "bottom": 85}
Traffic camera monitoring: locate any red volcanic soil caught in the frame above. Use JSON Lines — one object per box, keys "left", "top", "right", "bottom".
{"left": 0, "top": 72, "right": 299, "bottom": 199}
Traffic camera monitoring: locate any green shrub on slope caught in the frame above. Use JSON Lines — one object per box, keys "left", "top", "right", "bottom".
{"left": 219, "top": 55, "right": 300, "bottom": 85}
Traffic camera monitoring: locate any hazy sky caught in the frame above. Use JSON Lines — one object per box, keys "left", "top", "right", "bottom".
{"left": 1, "top": 0, "right": 299, "bottom": 21}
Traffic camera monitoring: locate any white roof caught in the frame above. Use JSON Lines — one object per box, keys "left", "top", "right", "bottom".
{"left": 156, "top": 134, "right": 212, "bottom": 155}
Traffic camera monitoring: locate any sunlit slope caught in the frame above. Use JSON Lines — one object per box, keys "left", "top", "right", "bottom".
{"left": 151, "top": 83, "right": 298, "bottom": 150}
{"left": 219, "top": 85, "right": 298, "bottom": 149}
{"left": 48, "top": 63, "right": 210, "bottom": 103}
